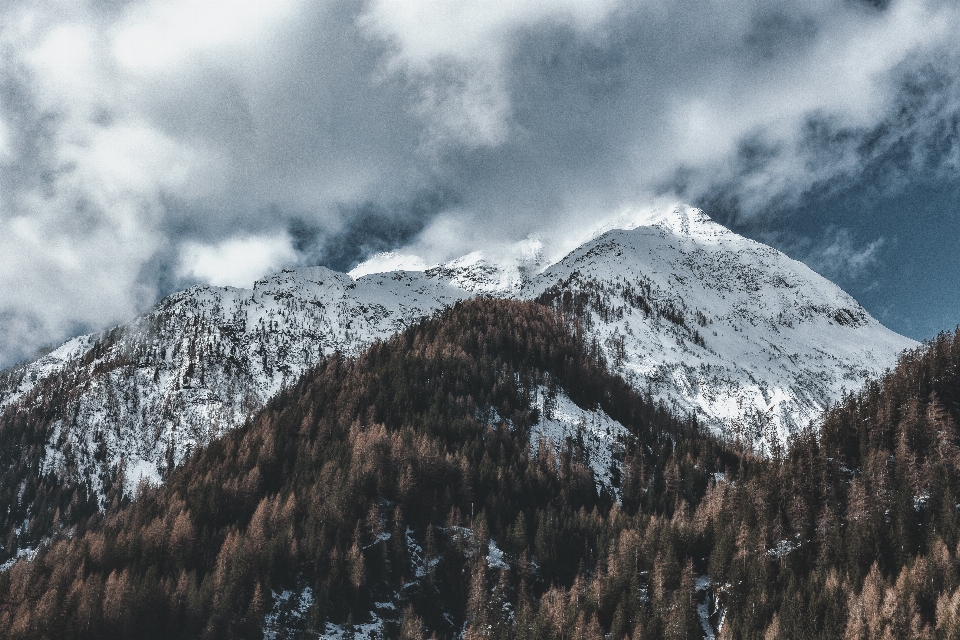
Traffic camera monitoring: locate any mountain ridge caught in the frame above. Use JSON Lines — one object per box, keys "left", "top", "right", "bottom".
{"left": 0, "top": 205, "right": 914, "bottom": 531}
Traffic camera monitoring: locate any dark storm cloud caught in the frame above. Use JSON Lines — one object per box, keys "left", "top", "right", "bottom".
{"left": 1, "top": 0, "right": 959, "bottom": 364}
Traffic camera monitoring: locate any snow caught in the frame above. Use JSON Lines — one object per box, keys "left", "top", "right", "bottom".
{"left": 263, "top": 587, "right": 316, "bottom": 639}
{"left": 422, "top": 235, "right": 548, "bottom": 294}
{"left": 486, "top": 539, "right": 510, "bottom": 570}
{"left": 319, "top": 616, "right": 387, "bottom": 640}
{"left": 363, "top": 531, "right": 392, "bottom": 550}
{"left": 348, "top": 252, "right": 431, "bottom": 279}
{"left": 266, "top": 528, "right": 437, "bottom": 639}
{"left": 124, "top": 458, "right": 163, "bottom": 494}
{"left": 523, "top": 205, "right": 915, "bottom": 449}
{"left": 0, "top": 334, "right": 96, "bottom": 410}
{"left": 530, "top": 386, "right": 629, "bottom": 497}
{"left": 767, "top": 538, "right": 802, "bottom": 559}
{"left": 405, "top": 526, "right": 439, "bottom": 579}
{"left": 696, "top": 575, "right": 723, "bottom": 640}
{"left": 0, "top": 546, "right": 37, "bottom": 573}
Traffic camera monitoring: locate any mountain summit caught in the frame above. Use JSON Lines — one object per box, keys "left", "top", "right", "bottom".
{"left": 527, "top": 206, "right": 915, "bottom": 447}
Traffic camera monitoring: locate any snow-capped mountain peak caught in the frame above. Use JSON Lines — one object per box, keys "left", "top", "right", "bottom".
{"left": 531, "top": 207, "right": 911, "bottom": 448}
{"left": 417, "top": 235, "right": 548, "bottom": 295}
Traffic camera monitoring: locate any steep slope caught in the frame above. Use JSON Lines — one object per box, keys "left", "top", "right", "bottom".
{"left": 0, "top": 205, "right": 913, "bottom": 562}
{"left": 1, "top": 267, "right": 469, "bottom": 493}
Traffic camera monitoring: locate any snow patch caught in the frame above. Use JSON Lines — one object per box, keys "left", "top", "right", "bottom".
{"left": 123, "top": 458, "right": 163, "bottom": 494}
{"left": 486, "top": 539, "right": 510, "bottom": 570}
{"left": 696, "top": 575, "right": 723, "bottom": 640}
{"left": 530, "top": 385, "right": 628, "bottom": 498}
{"left": 767, "top": 538, "right": 802, "bottom": 559}
{"left": 263, "top": 587, "right": 316, "bottom": 639}
{"left": 319, "top": 615, "right": 387, "bottom": 640}
{"left": 0, "top": 546, "right": 38, "bottom": 573}
{"left": 405, "top": 526, "right": 439, "bottom": 579}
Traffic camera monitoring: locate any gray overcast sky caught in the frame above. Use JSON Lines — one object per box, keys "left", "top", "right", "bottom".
{"left": 0, "top": 0, "right": 958, "bottom": 366}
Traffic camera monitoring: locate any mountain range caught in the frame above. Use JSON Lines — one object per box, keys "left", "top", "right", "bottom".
{"left": 0, "top": 206, "right": 916, "bottom": 574}
{"left": 1, "top": 205, "right": 955, "bottom": 640}
{"left": 0, "top": 205, "right": 913, "bottom": 500}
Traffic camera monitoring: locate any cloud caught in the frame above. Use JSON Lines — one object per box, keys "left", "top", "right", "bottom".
{"left": 369, "top": 0, "right": 960, "bottom": 243}
{"left": 348, "top": 252, "right": 430, "bottom": 280}
{"left": 177, "top": 233, "right": 299, "bottom": 288}
{"left": 798, "top": 228, "right": 885, "bottom": 283}
{"left": 0, "top": 0, "right": 425, "bottom": 363}
{"left": 1, "top": 0, "right": 960, "bottom": 363}
{"left": 111, "top": 0, "right": 299, "bottom": 72}
{"left": 360, "top": 0, "right": 620, "bottom": 148}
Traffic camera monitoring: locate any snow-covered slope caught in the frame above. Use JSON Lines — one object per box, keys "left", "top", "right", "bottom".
{"left": 0, "top": 205, "right": 915, "bottom": 502}
{"left": 530, "top": 386, "right": 629, "bottom": 499}
{"left": 525, "top": 206, "right": 915, "bottom": 449}
{"left": 2, "top": 266, "right": 472, "bottom": 497}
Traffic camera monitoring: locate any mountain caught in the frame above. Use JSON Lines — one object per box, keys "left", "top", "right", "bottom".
{"left": 528, "top": 206, "right": 914, "bottom": 445}
{"left": 0, "top": 298, "right": 957, "bottom": 640}
{"left": 0, "top": 205, "right": 913, "bottom": 562}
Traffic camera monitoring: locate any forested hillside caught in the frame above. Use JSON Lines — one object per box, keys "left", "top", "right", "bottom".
{"left": 0, "top": 299, "right": 958, "bottom": 639}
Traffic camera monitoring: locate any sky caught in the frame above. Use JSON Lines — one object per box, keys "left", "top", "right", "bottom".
{"left": 0, "top": 0, "right": 958, "bottom": 367}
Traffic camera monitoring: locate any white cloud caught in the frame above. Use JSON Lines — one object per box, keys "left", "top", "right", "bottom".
{"left": 0, "top": 1, "right": 313, "bottom": 363}
{"left": 660, "top": 1, "right": 960, "bottom": 190}
{"left": 177, "top": 233, "right": 299, "bottom": 288}
{"left": 0, "top": 195, "right": 161, "bottom": 365}
{"left": 348, "top": 252, "right": 431, "bottom": 279}
{"left": 111, "top": 0, "right": 301, "bottom": 71}
{"left": 361, "top": 0, "right": 619, "bottom": 69}
{"left": 27, "top": 23, "right": 95, "bottom": 78}
{"left": 811, "top": 230, "right": 884, "bottom": 281}
{"left": 0, "top": 117, "right": 11, "bottom": 161}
